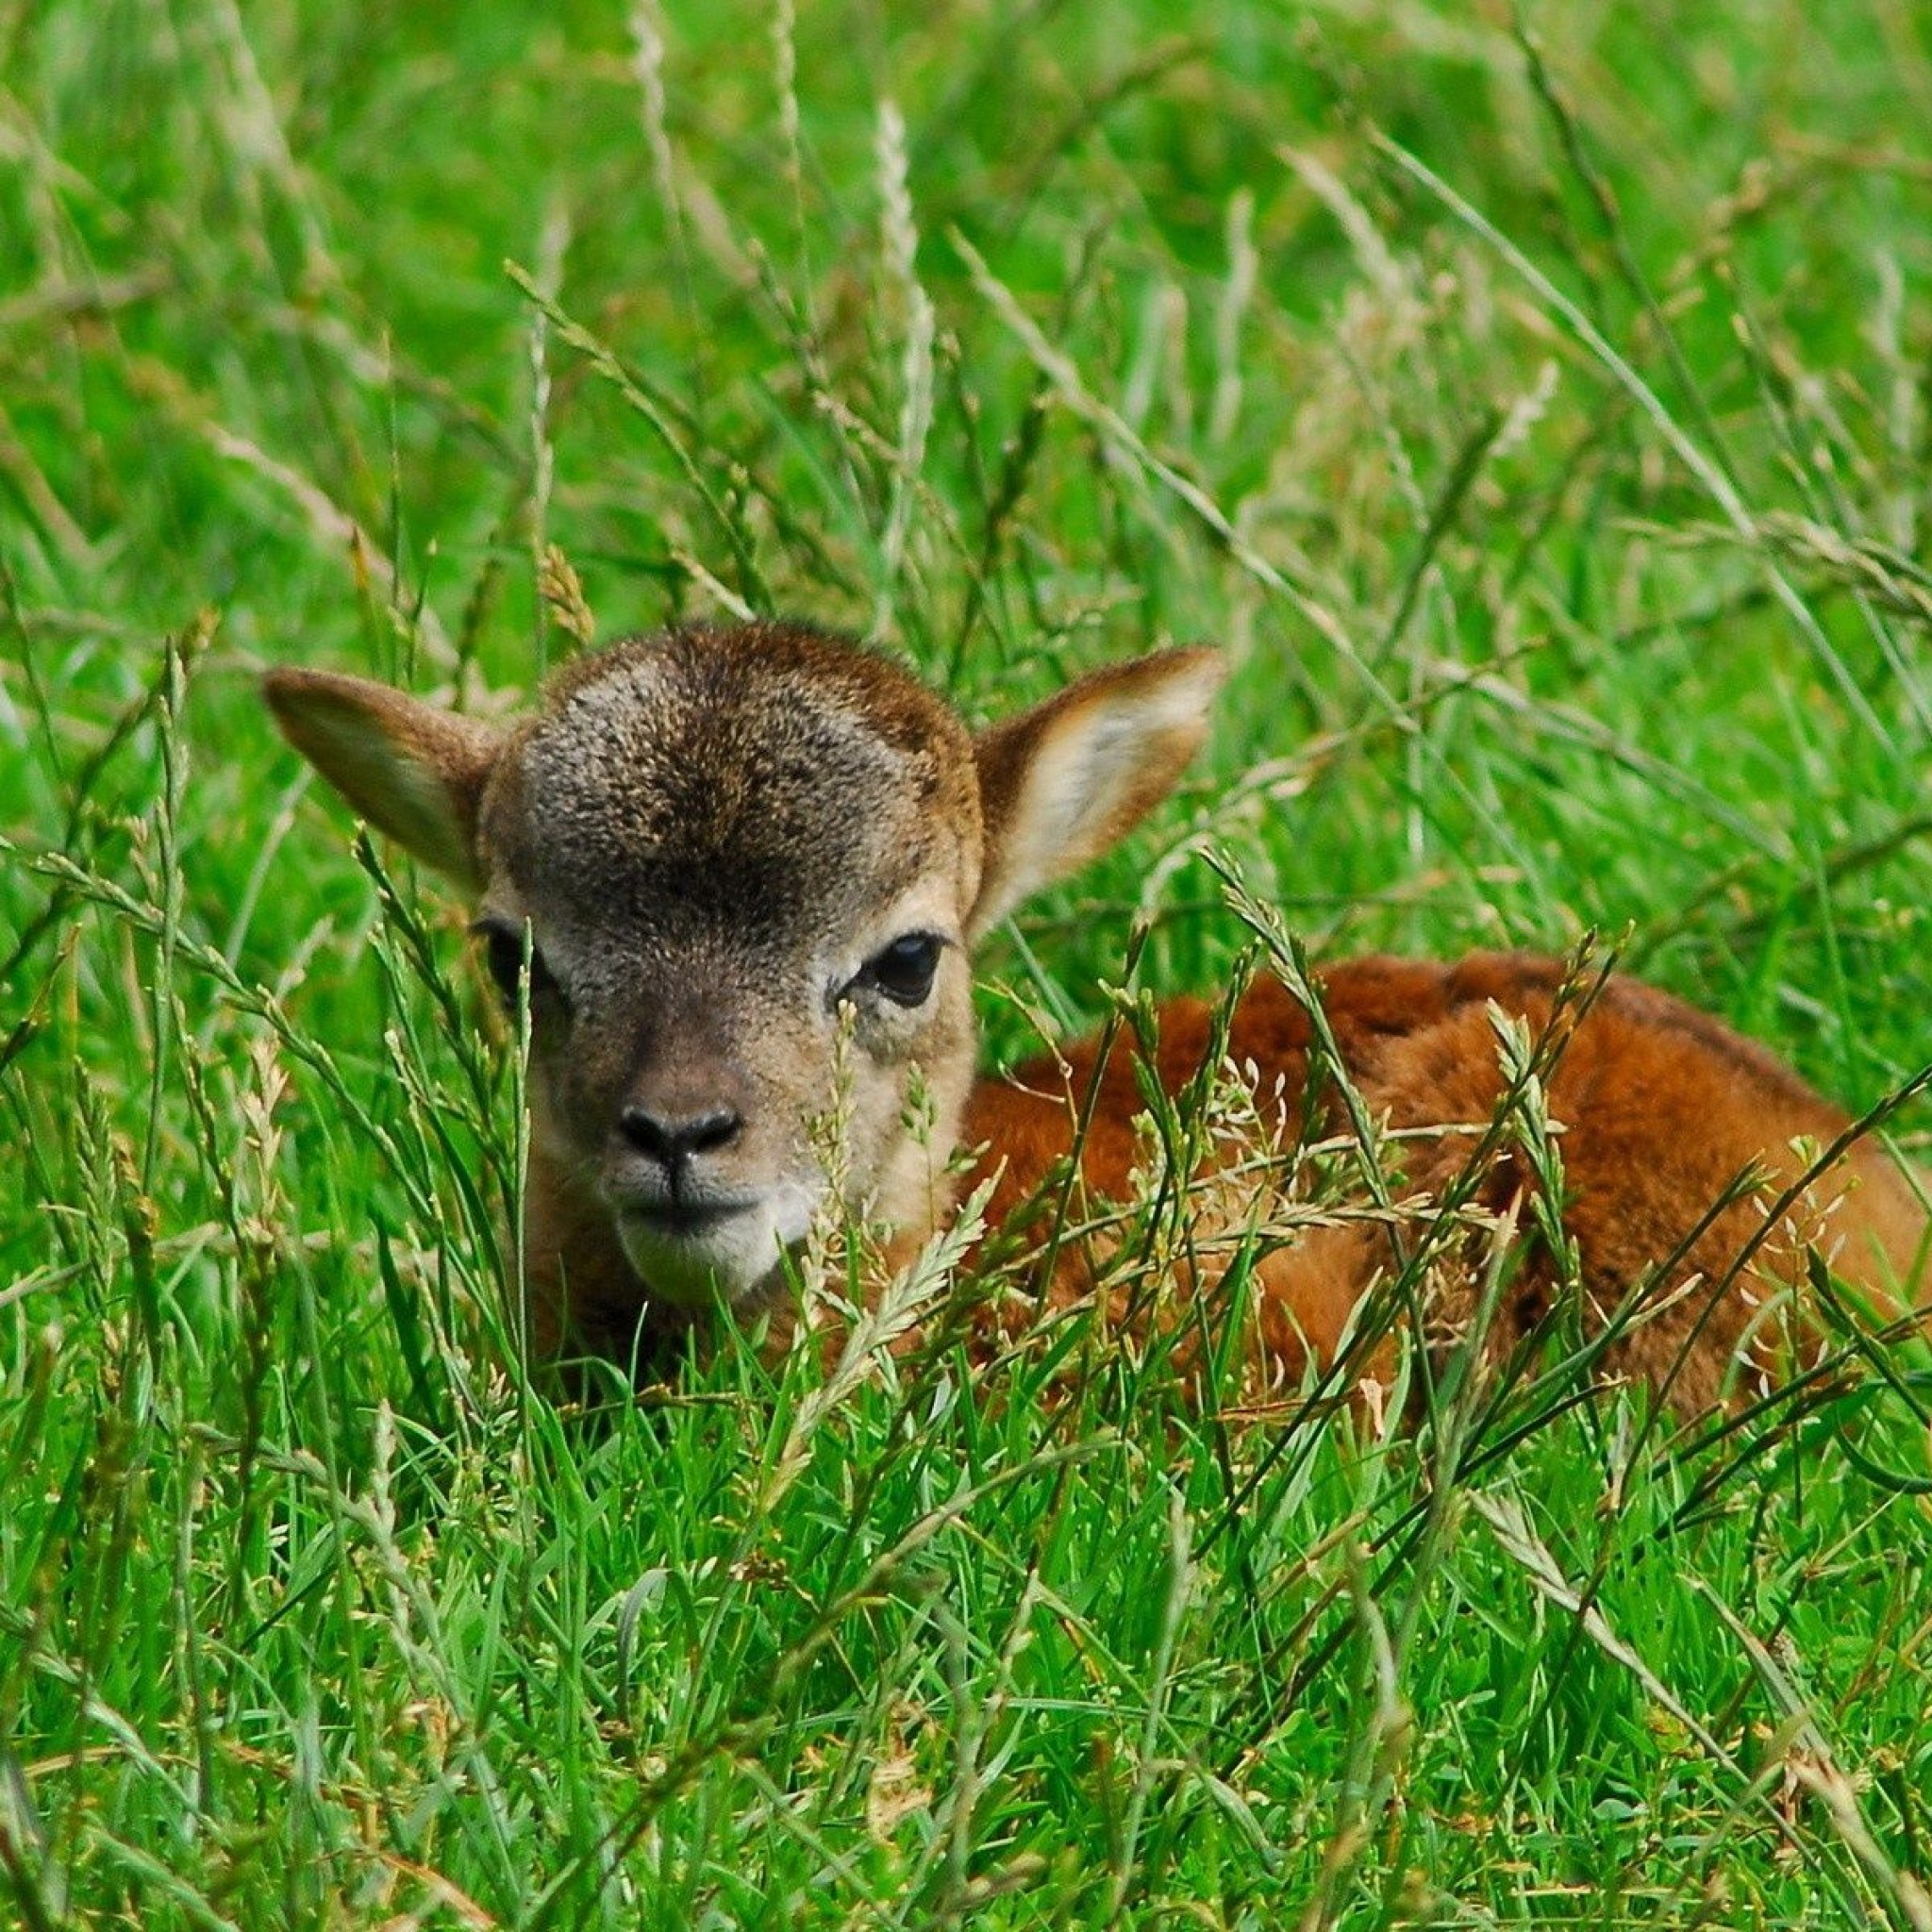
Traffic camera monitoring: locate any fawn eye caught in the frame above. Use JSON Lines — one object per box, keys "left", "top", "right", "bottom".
{"left": 859, "top": 932, "right": 943, "bottom": 1008}
{"left": 475, "top": 918, "right": 563, "bottom": 1014}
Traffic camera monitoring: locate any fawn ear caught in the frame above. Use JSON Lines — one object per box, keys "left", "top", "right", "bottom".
{"left": 263, "top": 668, "right": 504, "bottom": 888}
{"left": 968, "top": 647, "right": 1224, "bottom": 940}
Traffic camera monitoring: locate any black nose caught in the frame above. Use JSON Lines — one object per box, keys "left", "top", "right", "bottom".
{"left": 618, "top": 1105, "right": 743, "bottom": 1168}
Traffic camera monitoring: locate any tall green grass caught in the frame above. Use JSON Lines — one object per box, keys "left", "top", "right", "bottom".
{"left": 4, "top": 0, "right": 1932, "bottom": 1924}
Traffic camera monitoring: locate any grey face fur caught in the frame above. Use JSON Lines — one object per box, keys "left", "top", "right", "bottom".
{"left": 264, "top": 619, "right": 1224, "bottom": 1349}
{"left": 475, "top": 627, "right": 985, "bottom": 1308}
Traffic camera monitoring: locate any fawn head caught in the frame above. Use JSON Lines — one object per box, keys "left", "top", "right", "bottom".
{"left": 265, "top": 623, "right": 1223, "bottom": 1318}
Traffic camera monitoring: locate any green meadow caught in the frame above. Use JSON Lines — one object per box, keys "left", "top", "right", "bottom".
{"left": 5, "top": 0, "right": 1932, "bottom": 1923}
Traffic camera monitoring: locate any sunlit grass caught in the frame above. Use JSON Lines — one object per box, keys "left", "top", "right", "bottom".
{"left": 4, "top": 1, "right": 1932, "bottom": 1924}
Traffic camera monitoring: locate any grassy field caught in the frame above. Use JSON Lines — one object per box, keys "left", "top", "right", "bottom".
{"left": 6, "top": 0, "right": 1932, "bottom": 1924}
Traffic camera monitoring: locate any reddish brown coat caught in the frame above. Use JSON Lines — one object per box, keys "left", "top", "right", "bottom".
{"left": 962, "top": 952, "right": 1925, "bottom": 1413}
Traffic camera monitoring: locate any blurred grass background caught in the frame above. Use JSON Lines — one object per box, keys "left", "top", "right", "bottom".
{"left": 4, "top": 0, "right": 1932, "bottom": 1924}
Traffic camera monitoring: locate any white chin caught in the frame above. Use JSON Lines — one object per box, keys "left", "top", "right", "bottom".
{"left": 614, "top": 1192, "right": 815, "bottom": 1311}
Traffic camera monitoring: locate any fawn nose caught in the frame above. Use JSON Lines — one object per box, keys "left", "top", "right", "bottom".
{"left": 618, "top": 1104, "right": 743, "bottom": 1171}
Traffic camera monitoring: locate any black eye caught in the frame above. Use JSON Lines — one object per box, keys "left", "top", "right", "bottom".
{"left": 475, "top": 919, "right": 563, "bottom": 1014}
{"left": 860, "top": 932, "right": 943, "bottom": 1008}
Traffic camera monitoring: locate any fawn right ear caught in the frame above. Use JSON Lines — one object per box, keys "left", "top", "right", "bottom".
{"left": 968, "top": 646, "right": 1224, "bottom": 940}
{"left": 263, "top": 668, "right": 504, "bottom": 889}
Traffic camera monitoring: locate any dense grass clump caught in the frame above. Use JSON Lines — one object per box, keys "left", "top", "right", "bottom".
{"left": 5, "top": 1, "right": 1932, "bottom": 1924}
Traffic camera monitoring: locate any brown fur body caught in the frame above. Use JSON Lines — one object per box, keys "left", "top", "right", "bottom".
{"left": 965, "top": 954, "right": 1924, "bottom": 1412}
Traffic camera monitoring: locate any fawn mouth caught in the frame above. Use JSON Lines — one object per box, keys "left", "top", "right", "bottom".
{"left": 609, "top": 1179, "right": 818, "bottom": 1307}
{"left": 620, "top": 1198, "right": 752, "bottom": 1239}
{"left": 611, "top": 1194, "right": 781, "bottom": 1307}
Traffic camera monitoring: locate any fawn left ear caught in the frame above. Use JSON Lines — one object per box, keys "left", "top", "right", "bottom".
{"left": 263, "top": 668, "right": 505, "bottom": 889}
{"left": 968, "top": 646, "right": 1225, "bottom": 941}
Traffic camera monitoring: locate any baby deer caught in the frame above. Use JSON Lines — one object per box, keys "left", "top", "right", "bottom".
{"left": 266, "top": 623, "right": 1926, "bottom": 1410}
